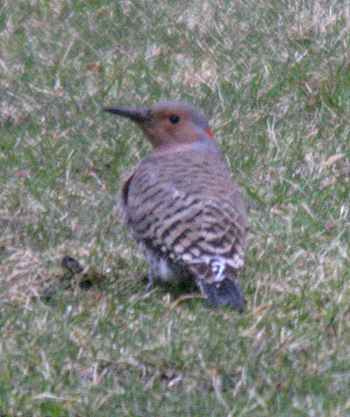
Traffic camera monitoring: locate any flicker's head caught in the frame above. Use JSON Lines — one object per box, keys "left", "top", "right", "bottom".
{"left": 104, "top": 101, "right": 216, "bottom": 151}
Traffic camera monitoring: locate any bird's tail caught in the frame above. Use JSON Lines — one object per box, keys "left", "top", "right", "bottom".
{"left": 198, "top": 278, "right": 244, "bottom": 312}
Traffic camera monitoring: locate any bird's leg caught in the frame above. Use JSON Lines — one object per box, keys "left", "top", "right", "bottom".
{"left": 146, "top": 267, "right": 155, "bottom": 289}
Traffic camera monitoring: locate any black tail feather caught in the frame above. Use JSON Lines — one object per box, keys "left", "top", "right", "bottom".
{"left": 198, "top": 278, "right": 244, "bottom": 312}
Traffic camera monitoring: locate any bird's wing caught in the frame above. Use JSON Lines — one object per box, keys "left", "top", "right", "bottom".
{"left": 124, "top": 168, "right": 245, "bottom": 276}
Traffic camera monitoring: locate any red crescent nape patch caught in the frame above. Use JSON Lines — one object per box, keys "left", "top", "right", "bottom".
{"left": 205, "top": 129, "right": 214, "bottom": 138}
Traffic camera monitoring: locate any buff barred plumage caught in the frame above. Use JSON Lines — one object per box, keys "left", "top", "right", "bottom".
{"left": 104, "top": 101, "right": 247, "bottom": 311}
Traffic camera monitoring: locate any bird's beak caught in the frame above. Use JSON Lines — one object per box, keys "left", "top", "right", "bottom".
{"left": 104, "top": 106, "right": 152, "bottom": 124}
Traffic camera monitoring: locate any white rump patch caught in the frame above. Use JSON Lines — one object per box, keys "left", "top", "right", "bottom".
{"left": 190, "top": 254, "right": 244, "bottom": 282}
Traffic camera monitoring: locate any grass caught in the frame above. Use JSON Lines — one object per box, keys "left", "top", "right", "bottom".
{"left": 1, "top": 0, "right": 350, "bottom": 415}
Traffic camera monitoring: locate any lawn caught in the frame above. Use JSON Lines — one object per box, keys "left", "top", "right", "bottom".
{"left": 1, "top": 0, "right": 350, "bottom": 415}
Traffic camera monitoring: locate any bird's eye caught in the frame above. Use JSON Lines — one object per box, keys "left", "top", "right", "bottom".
{"left": 169, "top": 114, "right": 180, "bottom": 124}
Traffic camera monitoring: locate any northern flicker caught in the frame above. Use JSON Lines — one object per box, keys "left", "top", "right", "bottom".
{"left": 104, "top": 101, "right": 247, "bottom": 311}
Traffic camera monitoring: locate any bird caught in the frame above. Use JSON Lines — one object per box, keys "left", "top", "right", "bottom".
{"left": 104, "top": 101, "right": 247, "bottom": 311}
